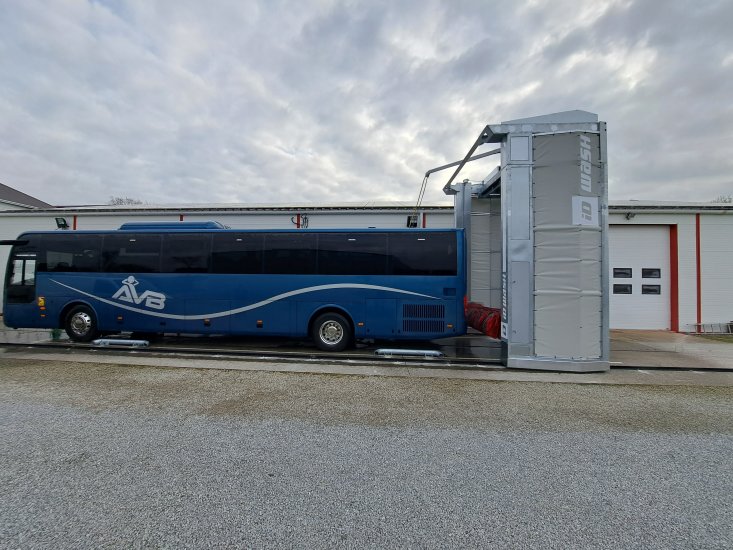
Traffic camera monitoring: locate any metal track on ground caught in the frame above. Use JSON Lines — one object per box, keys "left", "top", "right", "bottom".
{"left": 2, "top": 342, "right": 727, "bottom": 373}
{"left": 0, "top": 340, "right": 505, "bottom": 371}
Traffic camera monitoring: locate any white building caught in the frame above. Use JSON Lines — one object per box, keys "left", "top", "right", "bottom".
{"left": 0, "top": 193, "right": 730, "bottom": 332}
{"left": 609, "top": 201, "right": 732, "bottom": 332}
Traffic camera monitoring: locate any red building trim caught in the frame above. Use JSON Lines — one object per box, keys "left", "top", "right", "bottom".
{"left": 72, "top": 215, "right": 77, "bottom": 230}
{"left": 422, "top": 212, "right": 427, "bottom": 228}
{"left": 669, "top": 225, "right": 679, "bottom": 332}
{"left": 179, "top": 214, "right": 184, "bottom": 221}
{"left": 695, "top": 213, "right": 702, "bottom": 331}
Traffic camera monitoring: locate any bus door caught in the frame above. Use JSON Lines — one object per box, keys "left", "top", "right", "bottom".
{"left": 4, "top": 238, "right": 39, "bottom": 327}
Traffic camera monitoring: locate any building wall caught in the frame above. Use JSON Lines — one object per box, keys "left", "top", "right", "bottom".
{"left": 700, "top": 213, "right": 733, "bottom": 325}
{"left": 609, "top": 211, "right": 732, "bottom": 331}
{"left": 9, "top": 210, "right": 455, "bottom": 232}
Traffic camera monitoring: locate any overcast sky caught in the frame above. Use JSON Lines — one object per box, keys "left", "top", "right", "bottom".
{"left": 1, "top": 0, "right": 731, "bottom": 207}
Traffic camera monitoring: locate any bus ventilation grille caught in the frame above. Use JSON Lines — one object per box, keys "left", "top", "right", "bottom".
{"left": 402, "top": 304, "right": 445, "bottom": 333}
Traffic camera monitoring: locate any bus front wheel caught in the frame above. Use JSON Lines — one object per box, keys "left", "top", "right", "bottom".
{"left": 64, "top": 305, "right": 99, "bottom": 343}
{"left": 311, "top": 313, "right": 352, "bottom": 352}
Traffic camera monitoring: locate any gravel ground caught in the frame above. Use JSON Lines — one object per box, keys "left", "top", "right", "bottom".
{"left": 1, "top": 360, "right": 731, "bottom": 549}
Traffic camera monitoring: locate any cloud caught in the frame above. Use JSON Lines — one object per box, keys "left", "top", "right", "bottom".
{"left": 0, "top": 0, "right": 731, "bottom": 206}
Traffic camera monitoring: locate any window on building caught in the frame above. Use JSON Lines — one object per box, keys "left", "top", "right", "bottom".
{"left": 613, "top": 284, "right": 633, "bottom": 294}
{"left": 613, "top": 268, "right": 632, "bottom": 278}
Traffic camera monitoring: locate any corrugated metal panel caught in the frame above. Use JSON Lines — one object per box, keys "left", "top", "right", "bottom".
{"left": 700, "top": 216, "right": 733, "bottom": 324}
{"left": 676, "top": 219, "right": 698, "bottom": 331}
{"left": 470, "top": 196, "right": 501, "bottom": 307}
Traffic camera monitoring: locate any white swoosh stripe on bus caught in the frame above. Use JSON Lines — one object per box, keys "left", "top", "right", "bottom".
{"left": 50, "top": 280, "right": 440, "bottom": 321}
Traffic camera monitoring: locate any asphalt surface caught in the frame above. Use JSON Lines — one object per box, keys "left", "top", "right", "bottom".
{"left": 1, "top": 360, "right": 731, "bottom": 549}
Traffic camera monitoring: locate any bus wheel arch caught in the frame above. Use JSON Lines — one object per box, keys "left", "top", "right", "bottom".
{"left": 62, "top": 303, "right": 100, "bottom": 343}
{"left": 309, "top": 308, "right": 353, "bottom": 352}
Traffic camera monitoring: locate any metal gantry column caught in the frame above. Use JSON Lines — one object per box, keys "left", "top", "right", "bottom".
{"left": 445, "top": 110, "right": 610, "bottom": 372}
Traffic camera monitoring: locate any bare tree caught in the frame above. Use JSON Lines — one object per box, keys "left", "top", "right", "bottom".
{"left": 711, "top": 194, "right": 732, "bottom": 203}
{"left": 108, "top": 196, "right": 144, "bottom": 205}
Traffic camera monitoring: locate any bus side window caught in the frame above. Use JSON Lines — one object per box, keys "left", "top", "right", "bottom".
{"left": 317, "top": 233, "right": 388, "bottom": 275}
{"left": 162, "top": 234, "right": 211, "bottom": 273}
{"left": 212, "top": 233, "right": 264, "bottom": 274}
{"left": 388, "top": 232, "right": 457, "bottom": 276}
{"left": 41, "top": 234, "right": 102, "bottom": 272}
{"left": 10, "top": 260, "right": 24, "bottom": 285}
{"left": 103, "top": 234, "right": 162, "bottom": 273}
{"left": 10, "top": 258, "right": 36, "bottom": 285}
{"left": 264, "top": 234, "right": 317, "bottom": 275}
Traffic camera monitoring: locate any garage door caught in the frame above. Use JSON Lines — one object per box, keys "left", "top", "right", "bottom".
{"left": 609, "top": 225, "right": 670, "bottom": 329}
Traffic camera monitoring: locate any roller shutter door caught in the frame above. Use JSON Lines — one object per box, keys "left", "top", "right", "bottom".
{"left": 609, "top": 225, "right": 670, "bottom": 329}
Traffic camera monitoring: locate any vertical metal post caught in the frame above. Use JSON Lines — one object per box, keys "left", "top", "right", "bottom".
{"left": 501, "top": 135, "right": 534, "bottom": 361}
{"left": 599, "top": 121, "right": 610, "bottom": 362}
{"left": 454, "top": 180, "right": 473, "bottom": 298}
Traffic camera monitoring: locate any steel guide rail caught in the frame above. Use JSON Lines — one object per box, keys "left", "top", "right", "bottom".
{"left": 3, "top": 342, "right": 720, "bottom": 372}
{"left": 0, "top": 341, "right": 505, "bottom": 371}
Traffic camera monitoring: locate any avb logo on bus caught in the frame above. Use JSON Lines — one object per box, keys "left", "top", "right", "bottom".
{"left": 112, "top": 276, "right": 166, "bottom": 310}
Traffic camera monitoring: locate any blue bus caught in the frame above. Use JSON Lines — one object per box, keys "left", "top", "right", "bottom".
{"left": 3, "top": 223, "right": 466, "bottom": 351}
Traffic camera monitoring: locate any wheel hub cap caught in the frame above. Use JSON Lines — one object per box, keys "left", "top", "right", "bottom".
{"left": 321, "top": 321, "right": 343, "bottom": 344}
{"left": 71, "top": 312, "right": 92, "bottom": 335}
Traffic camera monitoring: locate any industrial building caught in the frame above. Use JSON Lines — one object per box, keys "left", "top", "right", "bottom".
{"left": 608, "top": 201, "right": 732, "bottom": 333}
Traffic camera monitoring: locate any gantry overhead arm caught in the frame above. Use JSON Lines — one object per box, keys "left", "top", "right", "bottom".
{"left": 440, "top": 126, "right": 500, "bottom": 194}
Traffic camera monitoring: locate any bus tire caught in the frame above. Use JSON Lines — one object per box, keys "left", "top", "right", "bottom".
{"left": 311, "top": 312, "right": 352, "bottom": 352}
{"left": 64, "top": 305, "right": 100, "bottom": 343}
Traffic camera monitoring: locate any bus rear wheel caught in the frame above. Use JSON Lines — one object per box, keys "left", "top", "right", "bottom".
{"left": 312, "top": 312, "right": 352, "bottom": 352}
{"left": 64, "top": 305, "right": 99, "bottom": 342}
